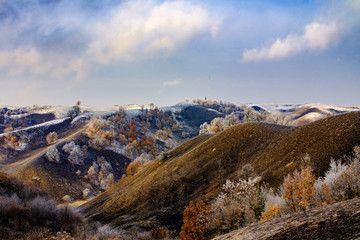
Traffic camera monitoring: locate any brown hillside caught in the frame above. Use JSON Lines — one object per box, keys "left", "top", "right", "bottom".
{"left": 81, "top": 112, "right": 360, "bottom": 232}
{"left": 213, "top": 197, "right": 360, "bottom": 240}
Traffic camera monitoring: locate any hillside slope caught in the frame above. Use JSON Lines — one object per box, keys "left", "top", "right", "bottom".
{"left": 1, "top": 124, "right": 131, "bottom": 201}
{"left": 81, "top": 112, "right": 360, "bottom": 232}
{"left": 213, "top": 198, "right": 360, "bottom": 240}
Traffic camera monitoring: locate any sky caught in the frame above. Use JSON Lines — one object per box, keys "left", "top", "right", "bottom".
{"left": 0, "top": 0, "right": 359, "bottom": 107}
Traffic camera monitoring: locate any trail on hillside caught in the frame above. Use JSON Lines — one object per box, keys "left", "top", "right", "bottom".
{"left": 1, "top": 123, "right": 88, "bottom": 174}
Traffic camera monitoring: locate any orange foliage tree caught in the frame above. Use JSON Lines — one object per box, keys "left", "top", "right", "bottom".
{"left": 127, "top": 121, "right": 138, "bottom": 142}
{"left": 126, "top": 162, "right": 140, "bottom": 176}
{"left": 180, "top": 201, "right": 210, "bottom": 240}
{"left": 283, "top": 165, "right": 316, "bottom": 212}
{"left": 260, "top": 203, "right": 283, "bottom": 222}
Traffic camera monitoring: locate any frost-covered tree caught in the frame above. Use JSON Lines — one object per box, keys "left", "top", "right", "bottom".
{"left": 45, "top": 146, "right": 60, "bottom": 163}
{"left": 62, "top": 141, "right": 85, "bottom": 165}
{"left": 209, "top": 177, "right": 261, "bottom": 233}
{"left": 46, "top": 132, "right": 58, "bottom": 144}
{"left": 87, "top": 161, "right": 99, "bottom": 184}
{"left": 134, "top": 153, "right": 154, "bottom": 165}
{"left": 199, "top": 113, "right": 241, "bottom": 135}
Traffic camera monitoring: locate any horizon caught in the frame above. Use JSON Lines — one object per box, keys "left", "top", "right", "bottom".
{"left": 0, "top": 0, "right": 359, "bottom": 107}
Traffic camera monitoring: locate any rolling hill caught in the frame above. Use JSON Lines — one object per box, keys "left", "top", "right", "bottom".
{"left": 1, "top": 123, "right": 131, "bottom": 201}
{"left": 80, "top": 111, "right": 360, "bottom": 232}
{"left": 0, "top": 102, "right": 225, "bottom": 201}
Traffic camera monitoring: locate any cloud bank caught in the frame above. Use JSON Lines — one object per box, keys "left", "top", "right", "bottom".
{"left": 88, "top": 0, "right": 221, "bottom": 63}
{"left": 0, "top": 0, "right": 221, "bottom": 79}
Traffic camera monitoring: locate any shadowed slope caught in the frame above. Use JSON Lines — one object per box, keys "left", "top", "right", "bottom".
{"left": 1, "top": 125, "right": 131, "bottom": 201}
{"left": 81, "top": 112, "right": 360, "bottom": 232}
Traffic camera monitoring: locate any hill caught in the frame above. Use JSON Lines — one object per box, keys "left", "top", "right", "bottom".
{"left": 80, "top": 111, "right": 360, "bottom": 232}
{"left": 213, "top": 197, "right": 360, "bottom": 240}
{"left": 1, "top": 123, "right": 131, "bottom": 201}
{"left": 0, "top": 102, "right": 224, "bottom": 201}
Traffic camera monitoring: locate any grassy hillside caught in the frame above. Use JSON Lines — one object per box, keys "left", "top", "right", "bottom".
{"left": 81, "top": 111, "right": 360, "bottom": 232}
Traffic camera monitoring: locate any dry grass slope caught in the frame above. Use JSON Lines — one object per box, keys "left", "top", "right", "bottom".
{"left": 213, "top": 198, "right": 360, "bottom": 240}
{"left": 81, "top": 112, "right": 360, "bottom": 232}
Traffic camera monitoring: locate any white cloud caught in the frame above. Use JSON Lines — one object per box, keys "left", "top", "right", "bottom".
{"left": 163, "top": 79, "right": 181, "bottom": 87}
{"left": 87, "top": 0, "right": 222, "bottom": 63}
{"left": 0, "top": 47, "right": 45, "bottom": 75}
{"left": 0, "top": 47, "right": 87, "bottom": 81}
{"left": 0, "top": 0, "right": 221, "bottom": 80}
{"left": 241, "top": 22, "right": 338, "bottom": 62}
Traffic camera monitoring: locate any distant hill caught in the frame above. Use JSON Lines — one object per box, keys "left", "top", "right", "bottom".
{"left": 0, "top": 102, "right": 224, "bottom": 201}
{"left": 80, "top": 111, "right": 360, "bottom": 232}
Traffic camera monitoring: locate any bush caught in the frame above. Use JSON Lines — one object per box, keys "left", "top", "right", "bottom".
{"left": 28, "top": 196, "right": 58, "bottom": 227}
{"left": 150, "top": 227, "right": 168, "bottom": 239}
{"left": 199, "top": 113, "right": 240, "bottom": 135}
{"left": 67, "top": 105, "right": 81, "bottom": 119}
{"left": 126, "top": 162, "right": 140, "bottom": 176}
{"left": 0, "top": 173, "right": 84, "bottom": 239}
{"left": 314, "top": 157, "right": 360, "bottom": 203}
{"left": 88, "top": 161, "right": 99, "bottom": 184}
{"left": 180, "top": 201, "right": 210, "bottom": 240}
{"left": 46, "top": 131, "right": 58, "bottom": 144}
{"left": 46, "top": 146, "right": 60, "bottom": 163}
{"left": 260, "top": 203, "right": 283, "bottom": 222}
{"left": 62, "top": 142, "right": 85, "bottom": 165}
{"left": 260, "top": 148, "right": 360, "bottom": 222}
{"left": 283, "top": 165, "right": 316, "bottom": 212}
{"left": 208, "top": 177, "right": 260, "bottom": 234}
{"left": 57, "top": 205, "right": 84, "bottom": 235}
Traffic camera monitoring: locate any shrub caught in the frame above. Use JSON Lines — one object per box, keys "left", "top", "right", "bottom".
{"left": 46, "top": 146, "right": 60, "bottom": 163}
{"left": 126, "top": 162, "right": 140, "bottom": 176}
{"left": 283, "top": 165, "right": 316, "bottom": 212}
{"left": 57, "top": 205, "right": 84, "bottom": 235}
{"left": 180, "top": 201, "right": 210, "bottom": 240}
{"left": 68, "top": 145, "right": 85, "bottom": 165}
{"left": 260, "top": 203, "right": 283, "bottom": 222}
{"left": 341, "top": 158, "right": 360, "bottom": 198}
{"left": 314, "top": 157, "right": 360, "bottom": 203}
{"left": 208, "top": 177, "right": 260, "bottom": 234}
{"left": 134, "top": 153, "right": 153, "bottom": 165}
{"left": 199, "top": 113, "right": 240, "bottom": 135}
{"left": 87, "top": 116, "right": 108, "bottom": 138}
{"left": 150, "top": 227, "right": 168, "bottom": 239}
{"left": 88, "top": 161, "right": 99, "bottom": 184}
{"left": 261, "top": 149, "right": 360, "bottom": 222}
{"left": 1, "top": 204, "right": 32, "bottom": 230}
{"left": 62, "top": 142, "right": 85, "bottom": 165}
{"left": 67, "top": 105, "right": 81, "bottom": 119}
{"left": 0, "top": 173, "right": 84, "bottom": 239}
{"left": 46, "top": 131, "right": 58, "bottom": 144}
{"left": 28, "top": 196, "right": 58, "bottom": 227}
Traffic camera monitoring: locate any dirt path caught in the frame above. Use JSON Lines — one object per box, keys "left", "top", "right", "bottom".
{"left": 1, "top": 124, "right": 88, "bottom": 174}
